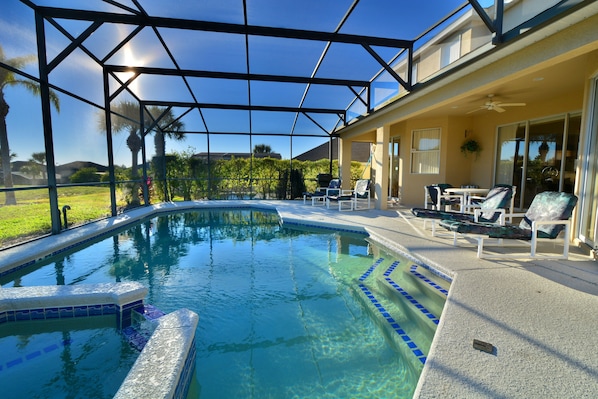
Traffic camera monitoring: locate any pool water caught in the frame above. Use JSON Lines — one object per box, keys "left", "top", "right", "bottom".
{"left": 0, "top": 208, "right": 448, "bottom": 398}
{"left": 0, "top": 316, "right": 138, "bottom": 399}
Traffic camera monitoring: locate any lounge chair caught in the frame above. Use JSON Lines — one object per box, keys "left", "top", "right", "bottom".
{"left": 439, "top": 191, "right": 578, "bottom": 259}
{"left": 467, "top": 184, "right": 517, "bottom": 221}
{"left": 412, "top": 185, "right": 513, "bottom": 236}
{"left": 303, "top": 178, "right": 341, "bottom": 206}
{"left": 424, "top": 184, "right": 462, "bottom": 211}
{"left": 326, "top": 179, "right": 371, "bottom": 211}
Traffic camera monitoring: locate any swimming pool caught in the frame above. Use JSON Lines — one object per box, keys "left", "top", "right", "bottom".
{"left": 0, "top": 208, "right": 448, "bottom": 398}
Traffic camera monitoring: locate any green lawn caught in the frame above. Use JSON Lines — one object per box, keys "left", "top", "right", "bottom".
{"left": 0, "top": 186, "right": 125, "bottom": 248}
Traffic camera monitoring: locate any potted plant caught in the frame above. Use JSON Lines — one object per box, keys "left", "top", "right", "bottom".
{"left": 460, "top": 139, "right": 481, "bottom": 159}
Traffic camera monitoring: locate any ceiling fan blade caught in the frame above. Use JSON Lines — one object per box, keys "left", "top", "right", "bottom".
{"left": 493, "top": 106, "right": 506, "bottom": 113}
{"left": 466, "top": 107, "right": 483, "bottom": 114}
{"left": 499, "top": 102, "right": 526, "bottom": 107}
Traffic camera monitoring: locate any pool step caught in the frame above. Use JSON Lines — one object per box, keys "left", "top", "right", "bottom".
{"left": 408, "top": 265, "right": 450, "bottom": 298}
{"left": 378, "top": 262, "right": 442, "bottom": 340}
{"left": 357, "top": 284, "right": 427, "bottom": 365}
{"left": 122, "top": 304, "right": 166, "bottom": 351}
{"left": 356, "top": 257, "right": 449, "bottom": 365}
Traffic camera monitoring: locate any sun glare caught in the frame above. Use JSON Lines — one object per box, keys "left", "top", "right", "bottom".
{"left": 121, "top": 46, "right": 142, "bottom": 96}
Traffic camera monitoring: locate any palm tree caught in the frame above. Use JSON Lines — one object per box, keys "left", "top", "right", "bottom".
{"left": 148, "top": 107, "right": 185, "bottom": 185}
{"left": 98, "top": 101, "right": 184, "bottom": 206}
{"left": 1, "top": 45, "right": 60, "bottom": 205}
{"left": 98, "top": 100, "right": 143, "bottom": 206}
{"left": 253, "top": 144, "right": 272, "bottom": 154}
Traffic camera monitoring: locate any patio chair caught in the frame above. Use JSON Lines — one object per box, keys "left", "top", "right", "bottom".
{"left": 411, "top": 185, "right": 514, "bottom": 235}
{"left": 424, "top": 184, "right": 462, "bottom": 211}
{"left": 326, "top": 179, "right": 371, "bottom": 211}
{"left": 439, "top": 191, "right": 578, "bottom": 259}
{"left": 303, "top": 173, "right": 328, "bottom": 203}
{"left": 303, "top": 178, "right": 341, "bottom": 206}
{"left": 467, "top": 184, "right": 517, "bottom": 220}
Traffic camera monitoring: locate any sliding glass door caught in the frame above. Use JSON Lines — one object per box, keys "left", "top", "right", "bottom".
{"left": 495, "top": 113, "right": 580, "bottom": 209}
{"left": 579, "top": 77, "right": 598, "bottom": 250}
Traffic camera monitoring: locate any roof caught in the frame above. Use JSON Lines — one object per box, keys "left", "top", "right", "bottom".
{"left": 16, "top": 0, "right": 477, "bottom": 140}
{"left": 293, "top": 138, "right": 371, "bottom": 162}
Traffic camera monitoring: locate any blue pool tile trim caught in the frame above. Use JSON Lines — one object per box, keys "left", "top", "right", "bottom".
{"left": 0, "top": 301, "right": 144, "bottom": 328}
{"left": 358, "top": 284, "right": 427, "bottom": 365}
{"left": 383, "top": 277, "right": 440, "bottom": 325}
{"left": 410, "top": 265, "right": 449, "bottom": 296}
{"left": 281, "top": 219, "right": 367, "bottom": 235}
{"left": 382, "top": 262, "right": 441, "bottom": 325}
{"left": 413, "top": 263, "right": 453, "bottom": 283}
{"left": 358, "top": 258, "right": 384, "bottom": 281}
{"left": 2, "top": 337, "right": 72, "bottom": 373}
{"left": 174, "top": 337, "right": 197, "bottom": 399}
{"left": 383, "top": 260, "right": 401, "bottom": 276}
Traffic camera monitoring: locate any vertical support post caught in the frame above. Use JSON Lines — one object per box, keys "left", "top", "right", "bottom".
{"left": 493, "top": 0, "right": 504, "bottom": 44}
{"left": 140, "top": 105, "right": 149, "bottom": 205}
{"left": 328, "top": 136, "right": 334, "bottom": 175}
{"left": 407, "top": 46, "right": 414, "bottom": 90}
{"left": 159, "top": 131, "right": 168, "bottom": 202}
{"left": 373, "top": 124, "right": 390, "bottom": 210}
{"left": 103, "top": 69, "right": 118, "bottom": 216}
{"left": 339, "top": 137, "right": 352, "bottom": 190}
{"left": 35, "top": 11, "right": 61, "bottom": 234}
{"left": 367, "top": 83, "right": 372, "bottom": 114}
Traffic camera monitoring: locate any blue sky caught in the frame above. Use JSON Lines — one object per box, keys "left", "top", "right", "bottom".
{"left": 2, "top": 0, "right": 473, "bottom": 166}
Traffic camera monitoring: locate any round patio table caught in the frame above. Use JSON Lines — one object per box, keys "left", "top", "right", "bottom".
{"left": 444, "top": 187, "right": 489, "bottom": 213}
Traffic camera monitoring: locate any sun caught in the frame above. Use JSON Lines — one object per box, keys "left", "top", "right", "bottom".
{"left": 120, "top": 46, "right": 143, "bottom": 96}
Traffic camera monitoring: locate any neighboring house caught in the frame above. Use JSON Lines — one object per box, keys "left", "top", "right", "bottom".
{"left": 1, "top": 160, "right": 108, "bottom": 184}
{"left": 55, "top": 161, "right": 108, "bottom": 183}
{"left": 293, "top": 138, "right": 370, "bottom": 163}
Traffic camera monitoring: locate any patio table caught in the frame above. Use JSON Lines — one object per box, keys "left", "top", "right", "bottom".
{"left": 444, "top": 187, "right": 489, "bottom": 213}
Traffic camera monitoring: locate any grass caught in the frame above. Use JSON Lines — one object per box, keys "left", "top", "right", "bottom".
{"left": 0, "top": 186, "right": 125, "bottom": 248}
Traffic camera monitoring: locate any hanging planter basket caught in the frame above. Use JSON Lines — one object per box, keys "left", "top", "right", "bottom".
{"left": 460, "top": 139, "right": 481, "bottom": 159}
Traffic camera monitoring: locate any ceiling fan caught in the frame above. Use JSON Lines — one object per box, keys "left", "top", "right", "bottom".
{"left": 467, "top": 94, "right": 526, "bottom": 114}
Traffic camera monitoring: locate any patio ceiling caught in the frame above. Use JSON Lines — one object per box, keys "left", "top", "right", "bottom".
{"left": 20, "top": 0, "right": 482, "bottom": 138}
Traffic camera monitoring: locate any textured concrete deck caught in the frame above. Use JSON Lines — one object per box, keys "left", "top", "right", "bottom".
{"left": 272, "top": 200, "right": 598, "bottom": 398}
{"left": 2, "top": 199, "right": 598, "bottom": 397}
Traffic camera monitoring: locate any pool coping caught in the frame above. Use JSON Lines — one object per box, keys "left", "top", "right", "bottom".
{"left": 2, "top": 200, "right": 598, "bottom": 398}
{"left": 114, "top": 308, "right": 199, "bottom": 399}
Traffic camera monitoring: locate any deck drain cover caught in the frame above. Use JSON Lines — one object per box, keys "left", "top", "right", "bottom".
{"left": 473, "top": 339, "right": 494, "bottom": 354}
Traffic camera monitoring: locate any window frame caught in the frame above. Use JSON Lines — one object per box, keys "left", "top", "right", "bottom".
{"left": 410, "top": 127, "right": 441, "bottom": 174}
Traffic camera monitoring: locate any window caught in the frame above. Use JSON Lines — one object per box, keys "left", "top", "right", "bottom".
{"left": 441, "top": 35, "right": 461, "bottom": 68}
{"left": 411, "top": 128, "right": 440, "bottom": 174}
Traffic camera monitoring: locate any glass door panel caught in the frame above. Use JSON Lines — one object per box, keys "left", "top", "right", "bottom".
{"left": 580, "top": 79, "right": 598, "bottom": 249}
{"left": 389, "top": 138, "right": 400, "bottom": 200}
{"left": 524, "top": 117, "right": 565, "bottom": 207}
{"left": 495, "top": 122, "right": 526, "bottom": 209}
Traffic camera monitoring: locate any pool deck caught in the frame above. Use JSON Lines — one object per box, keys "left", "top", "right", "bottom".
{"left": 271, "top": 200, "right": 598, "bottom": 398}
{"left": 2, "top": 199, "right": 598, "bottom": 398}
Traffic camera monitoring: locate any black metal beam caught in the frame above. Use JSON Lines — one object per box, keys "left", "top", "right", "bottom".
{"left": 362, "top": 44, "right": 410, "bottom": 91}
{"left": 163, "top": 130, "right": 332, "bottom": 138}
{"left": 141, "top": 100, "right": 345, "bottom": 116}
{"left": 105, "top": 65, "right": 370, "bottom": 88}
{"left": 33, "top": 6, "right": 413, "bottom": 49}
{"left": 468, "top": 0, "right": 496, "bottom": 35}
{"left": 34, "top": 10, "right": 61, "bottom": 234}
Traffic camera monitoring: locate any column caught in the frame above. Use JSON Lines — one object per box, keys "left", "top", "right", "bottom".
{"left": 373, "top": 125, "right": 390, "bottom": 210}
{"left": 339, "top": 137, "right": 352, "bottom": 190}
